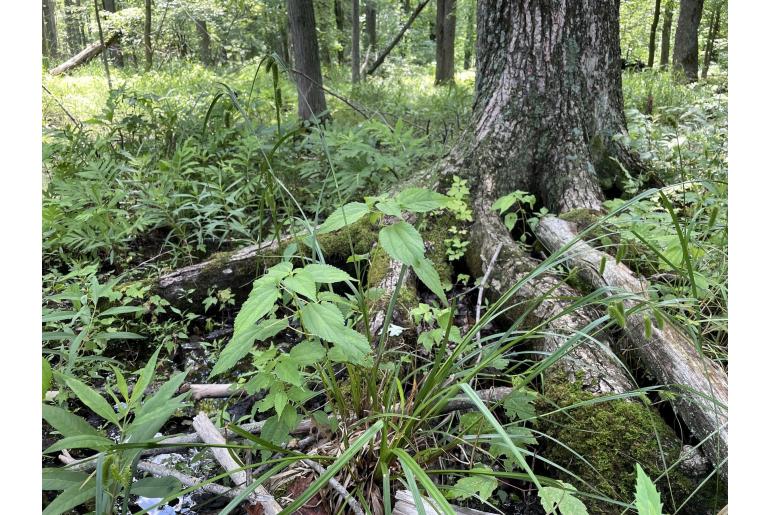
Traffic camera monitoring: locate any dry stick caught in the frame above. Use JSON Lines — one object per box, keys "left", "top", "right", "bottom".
{"left": 192, "top": 412, "right": 282, "bottom": 514}
{"left": 42, "top": 85, "right": 81, "bottom": 127}
{"left": 475, "top": 242, "right": 504, "bottom": 350}
{"left": 366, "top": 0, "right": 431, "bottom": 76}
{"left": 301, "top": 459, "right": 366, "bottom": 515}
{"left": 58, "top": 453, "right": 272, "bottom": 503}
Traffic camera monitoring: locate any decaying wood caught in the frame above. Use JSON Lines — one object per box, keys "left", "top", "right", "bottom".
{"left": 536, "top": 215, "right": 728, "bottom": 479}
{"left": 182, "top": 383, "right": 242, "bottom": 400}
{"left": 156, "top": 238, "right": 282, "bottom": 308}
{"left": 49, "top": 32, "right": 121, "bottom": 75}
{"left": 193, "top": 411, "right": 282, "bottom": 514}
{"left": 393, "top": 490, "right": 496, "bottom": 515}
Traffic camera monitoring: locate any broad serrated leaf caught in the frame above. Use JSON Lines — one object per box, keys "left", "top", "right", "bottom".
{"left": 275, "top": 357, "right": 303, "bottom": 387}
{"left": 210, "top": 318, "right": 289, "bottom": 377}
{"left": 63, "top": 376, "right": 119, "bottom": 426}
{"left": 503, "top": 389, "right": 537, "bottom": 421}
{"left": 303, "top": 263, "right": 354, "bottom": 283}
{"left": 379, "top": 221, "right": 425, "bottom": 266}
{"left": 539, "top": 482, "right": 588, "bottom": 515}
{"left": 634, "top": 464, "right": 663, "bottom": 515}
{"left": 396, "top": 188, "right": 450, "bottom": 212}
{"left": 412, "top": 257, "right": 448, "bottom": 305}
{"left": 289, "top": 340, "right": 326, "bottom": 366}
{"left": 447, "top": 467, "right": 497, "bottom": 501}
{"left": 42, "top": 404, "right": 102, "bottom": 438}
{"left": 317, "top": 202, "right": 370, "bottom": 234}
{"left": 233, "top": 285, "right": 279, "bottom": 335}
{"left": 300, "top": 302, "right": 346, "bottom": 340}
{"left": 283, "top": 271, "right": 317, "bottom": 301}
{"left": 375, "top": 200, "right": 403, "bottom": 217}
{"left": 326, "top": 327, "right": 373, "bottom": 366}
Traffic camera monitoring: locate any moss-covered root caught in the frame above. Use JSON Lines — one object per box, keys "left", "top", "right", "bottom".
{"left": 536, "top": 372, "right": 726, "bottom": 514}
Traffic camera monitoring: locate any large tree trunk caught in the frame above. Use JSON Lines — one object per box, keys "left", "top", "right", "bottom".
{"left": 194, "top": 18, "right": 212, "bottom": 66}
{"left": 434, "top": 0, "right": 456, "bottom": 84}
{"left": 660, "top": 0, "right": 674, "bottom": 68}
{"left": 351, "top": 0, "right": 361, "bottom": 82}
{"left": 647, "top": 0, "right": 662, "bottom": 68}
{"left": 287, "top": 0, "right": 329, "bottom": 122}
{"left": 102, "top": 0, "right": 124, "bottom": 67}
{"left": 143, "top": 0, "right": 153, "bottom": 72}
{"left": 63, "top": 0, "right": 84, "bottom": 54}
{"left": 42, "top": 0, "right": 59, "bottom": 60}
{"left": 49, "top": 31, "right": 120, "bottom": 75}
{"left": 673, "top": 0, "right": 704, "bottom": 82}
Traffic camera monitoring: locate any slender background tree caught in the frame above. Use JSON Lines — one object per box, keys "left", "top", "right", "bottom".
{"left": 673, "top": 0, "right": 705, "bottom": 81}
{"left": 287, "top": 0, "right": 328, "bottom": 122}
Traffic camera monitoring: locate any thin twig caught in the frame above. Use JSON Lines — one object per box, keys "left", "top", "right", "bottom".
{"left": 301, "top": 459, "right": 366, "bottom": 515}
{"left": 475, "top": 242, "right": 504, "bottom": 350}
{"left": 42, "top": 85, "right": 81, "bottom": 127}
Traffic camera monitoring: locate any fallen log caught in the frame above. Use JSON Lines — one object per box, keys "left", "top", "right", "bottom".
{"left": 49, "top": 32, "right": 121, "bottom": 76}
{"left": 155, "top": 222, "right": 379, "bottom": 310}
{"left": 193, "top": 411, "right": 282, "bottom": 514}
{"left": 535, "top": 215, "right": 728, "bottom": 480}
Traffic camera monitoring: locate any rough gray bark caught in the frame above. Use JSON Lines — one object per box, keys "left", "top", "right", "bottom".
{"left": 660, "top": 0, "right": 674, "bottom": 68}
{"left": 366, "top": 0, "right": 430, "bottom": 76}
{"left": 49, "top": 31, "right": 120, "bottom": 75}
{"left": 101, "top": 0, "right": 124, "bottom": 67}
{"left": 42, "top": 0, "right": 59, "bottom": 59}
{"left": 434, "top": 0, "right": 456, "bottom": 84}
{"left": 648, "top": 0, "right": 662, "bottom": 68}
{"left": 352, "top": 0, "right": 361, "bottom": 82}
{"left": 536, "top": 215, "right": 728, "bottom": 480}
{"left": 143, "top": 0, "right": 152, "bottom": 71}
{"left": 673, "top": 0, "right": 704, "bottom": 82}
{"left": 287, "top": 0, "right": 329, "bottom": 122}
{"left": 462, "top": 1, "right": 474, "bottom": 70}
{"left": 701, "top": 1, "right": 723, "bottom": 79}
{"left": 63, "top": 0, "right": 84, "bottom": 54}
{"left": 194, "top": 18, "right": 212, "bottom": 66}
{"left": 467, "top": 0, "right": 638, "bottom": 213}
{"left": 365, "top": 0, "right": 376, "bottom": 55}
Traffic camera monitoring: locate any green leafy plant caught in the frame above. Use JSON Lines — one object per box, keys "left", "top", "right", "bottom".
{"left": 43, "top": 348, "right": 189, "bottom": 515}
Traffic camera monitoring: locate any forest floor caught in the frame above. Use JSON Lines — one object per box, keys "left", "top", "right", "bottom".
{"left": 43, "top": 60, "right": 727, "bottom": 514}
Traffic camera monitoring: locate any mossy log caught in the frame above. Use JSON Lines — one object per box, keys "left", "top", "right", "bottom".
{"left": 155, "top": 221, "right": 378, "bottom": 310}
{"left": 536, "top": 215, "right": 728, "bottom": 480}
